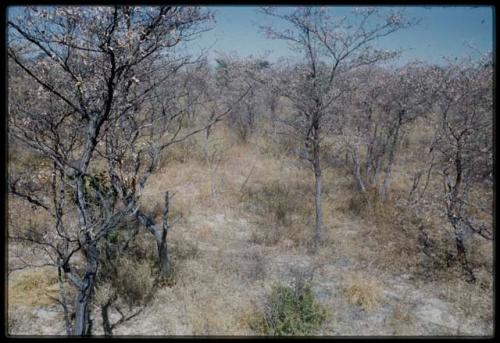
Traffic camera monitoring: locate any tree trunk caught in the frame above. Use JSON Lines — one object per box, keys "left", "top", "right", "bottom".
{"left": 372, "top": 147, "right": 384, "bottom": 186}
{"left": 133, "top": 210, "right": 170, "bottom": 278}
{"left": 380, "top": 125, "right": 399, "bottom": 200}
{"left": 157, "top": 230, "right": 170, "bottom": 278}
{"left": 310, "top": 106, "right": 323, "bottom": 252}
{"left": 454, "top": 223, "right": 476, "bottom": 283}
{"left": 158, "top": 191, "right": 170, "bottom": 278}
{"left": 380, "top": 152, "right": 394, "bottom": 200}
{"left": 101, "top": 301, "right": 112, "bottom": 336}
{"left": 129, "top": 193, "right": 171, "bottom": 278}
{"left": 366, "top": 124, "right": 380, "bottom": 186}
{"left": 352, "top": 147, "right": 367, "bottom": 193}
{"left": 73, "top": 276, "right": 95, "bottom": 336}
{"left": 313, "top": 159, "right": 323, "bottom": 251}
{"left": 271, "top": 105, "right": 276, "bottom": 138}
{"left": 73, "top": 238, "right": 98, "bottom": 336}
{"left": 58, "top": 266, "right": 73, "bottom": 335}
{"left": 448, "top": 141, "right": 475, "bottom": 282}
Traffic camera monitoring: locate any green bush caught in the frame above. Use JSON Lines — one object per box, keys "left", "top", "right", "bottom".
{"left": 250, "top": 280, "right": 327, "bottom": 335}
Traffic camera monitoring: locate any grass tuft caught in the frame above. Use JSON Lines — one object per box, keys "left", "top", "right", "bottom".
{"left": 344, "top": 273, "right": 382, "bottom": 312}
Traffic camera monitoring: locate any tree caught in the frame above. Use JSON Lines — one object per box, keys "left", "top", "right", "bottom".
{"left": 433, "top": 53, "right": 493, "bottom": 282}
{"left": 342, "top": 62, "right": 440, "bottom": 201}
{"left": 260, "top": 6, "right": 415, "bottom": 250}
{"left": 214, "top": 53, "right": 269, "bottom": 143}
{"left": 7, "top": 6, "right": 234, "bottom": 335}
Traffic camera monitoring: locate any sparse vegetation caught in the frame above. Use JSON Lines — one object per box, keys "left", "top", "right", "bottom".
{"left": 113, "top": 257, "right": 156, "bottom": 307}
{"left": 245, "top": 180, "right": 314, "bottom": 246}
{"left": 344, "top": 274, "right": 382, "bottom": 312}
{"left": 6, "top": 4, "right": 492, "bottom": 338}
{"left": 8, "top": 267, "right": 60, "bottom": 307}
{"left": 250, "top": 280, "right": 328, "bottom": 335}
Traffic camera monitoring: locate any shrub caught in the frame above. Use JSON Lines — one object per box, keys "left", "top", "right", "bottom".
{"left": 345, "top": 188, "right": 398, "bottom": 226}
{"left": 344, "top": 274, "right": 381, "bottom": 312}
{"left": 112, "top": 256, "right": 155, "bottom": 307}
{"left": 250, "top": 280, "right": 327, "bottom": 335}
{"left": 245, "top": 181, "right": 312, "bottom": 226}
{"left": 233, "top": 118, "right": 252, "bottom": 144}
{"left": 246, "top": 182, "right": 294, "bottom": 225}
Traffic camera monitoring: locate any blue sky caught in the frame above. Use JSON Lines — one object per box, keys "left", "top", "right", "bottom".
{"left": 199, "top": 6, "right": 493, "bottom": 65}
{"left": 8, "top": 6, "right": 494, "bottom": 65}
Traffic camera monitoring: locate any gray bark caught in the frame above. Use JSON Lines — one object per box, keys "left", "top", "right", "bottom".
{"left": 445, "top": 141, "right": 476, "bottom": 283}
{"left": 58, "top": 266, "right": 73, "bottom": 335}
{"left": 157, "top": 235, "right": 170, "bottom": 278}
{"left": 453, "top": 220, "right": 476, "bottom": 283}
{"left": 313, "top": 169, "right": 323, "bottom": 250}
{"left": 130, "top": 192, "right": 171, "bottom": 278}
{"left": 159, "top": 191, "right": 170, "bottom": 277}
{"left": 101, "top": 300, "right": 113, "bottom": 336}
{"left": 352, "top": 147, "right": 367, "bottom": 193}
{"left": 379, "top": 120, "right": 401, "bottom": 200}
{"left": 73, "top": 237, "right": 98, "bottom": 336}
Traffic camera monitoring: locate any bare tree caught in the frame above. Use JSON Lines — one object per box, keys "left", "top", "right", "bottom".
{"left": 7, "top": 6, "right": 230, "bottom": 335}
{"left": 260, "top": 6, "right": 415, "bottom": 250}
{"left": 433, "top": 53, "right": 493, "bottom": 282}
{"left": 214, "top": 53, "right": 269, "bottom": 143}
{"left": 341, "top": 62, "right": 440, "bottom": 202}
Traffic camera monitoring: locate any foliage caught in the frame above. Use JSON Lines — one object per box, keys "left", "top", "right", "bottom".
{"left": 250, "top": 280, "right": 327, "bottom": 335}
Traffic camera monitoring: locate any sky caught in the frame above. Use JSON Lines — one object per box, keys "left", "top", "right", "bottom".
{"left": 8, "top": 6, "right": 494, "bottom": 66}
{"left": 199, "top": 6, "right": 494, "bottom": 65}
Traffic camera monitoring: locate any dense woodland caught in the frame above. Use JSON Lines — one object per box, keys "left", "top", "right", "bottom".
{"left": 7, "top": 6, "right": 493, "bottom": 336}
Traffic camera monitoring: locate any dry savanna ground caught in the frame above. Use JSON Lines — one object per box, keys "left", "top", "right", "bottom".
{"left": 8, "top": 124, "right": 493, "bottom": 336}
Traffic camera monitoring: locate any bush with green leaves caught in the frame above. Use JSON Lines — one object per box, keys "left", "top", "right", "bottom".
{"left": 250, "top": 280, "right": 327, "bottom": 335}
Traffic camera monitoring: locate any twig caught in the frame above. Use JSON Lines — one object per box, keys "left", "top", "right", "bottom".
{"left": 239, "top": 163, "right": 256, "bottom": 200}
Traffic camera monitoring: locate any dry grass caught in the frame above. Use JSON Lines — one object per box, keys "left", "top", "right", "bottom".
{"left": 146, "top": 255, "right": 259, "bottom": 335}
{"left": 7, "top": 122, "right": 493, "bottom": 336}
{"left": 8, "top": 198, "right": 53, "bottom": 236}
{"left": 243, "top": 178, "right": 314, "bottom": 248}
{"left": 7, "top": 307, "right": 40, "bottom": 336}
{"left": 232, "top": 249, "right": 267, "bottom": 283}
{"left": 389, "top": 302, "right": 416, "bottom": 335}
{"left": 171, "top": 239, "right": 201, "bottom": 262}
{"left": 8, "top": 267, "right": 59, "bottom": 307}
{"left": 113, "top": 257, "right": 156, "bottom": 307}
{"left": 344, "top": 273, "right": 382, "bottom": 312}
{"left": 442, "top": 278, "right": 493, "bottom": 324}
